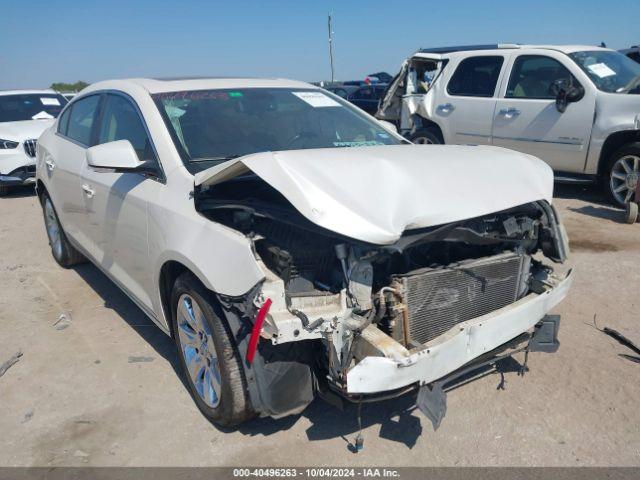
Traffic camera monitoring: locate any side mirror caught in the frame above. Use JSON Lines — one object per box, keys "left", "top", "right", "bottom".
{"left": 551, "top": 79, "right": 584, "bottom": 113}
{"left": 378, "top": 120, "right": 398, "bottom": 134}
{"left": 86, "top": 140, "right": 154, "bottom": 174}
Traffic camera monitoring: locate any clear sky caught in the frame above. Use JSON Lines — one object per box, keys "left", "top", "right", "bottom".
{"left": 1, "top": 0, "right": 637, "bottom": 89}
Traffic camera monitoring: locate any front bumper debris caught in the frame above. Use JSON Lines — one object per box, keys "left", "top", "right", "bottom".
{"left": 346, "top": 269, "right": 573, "bottom": 394}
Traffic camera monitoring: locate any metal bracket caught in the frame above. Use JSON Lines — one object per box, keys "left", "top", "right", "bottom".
{"left": 416, "top": 382, "right": 447, "bottom": 430}
{"left": 529, "top": 315, "right": 561, "bottom": 353}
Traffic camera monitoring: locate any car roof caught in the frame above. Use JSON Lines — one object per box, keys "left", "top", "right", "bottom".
{"left": 619, "top": 46, "right": 640, "bottom": 54}
{"left": 0, "top": 89, "right": 60, "bottom": 96}
{"left": 83, "top": 77, "right": 316, "bottom": 95}
{"left": 414, "top": 44, "right": 612, "bottom": 58}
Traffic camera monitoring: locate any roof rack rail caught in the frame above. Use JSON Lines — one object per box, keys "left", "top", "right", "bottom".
{"left": 417, "top": 44, "right": 520, "bottom": 54}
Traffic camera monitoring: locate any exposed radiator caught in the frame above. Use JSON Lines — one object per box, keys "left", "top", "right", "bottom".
{"left": 394, "top": 252, "right": 530, "bottom": 346}
{"left": 23, "top": 139, "right": 37, "bottom": 158}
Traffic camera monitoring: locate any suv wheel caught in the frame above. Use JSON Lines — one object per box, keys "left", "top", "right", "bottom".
{"left": 171, "top": 272, "right": 254, "bottom": 426}
{"left": 606, "top": 143, "right": 640, "bottom": 206}
{"left": 41, "top": 192, "right": 86, "bottom": 268}
{"left": 410, "top": 127, "right": 442, "bottom": 145}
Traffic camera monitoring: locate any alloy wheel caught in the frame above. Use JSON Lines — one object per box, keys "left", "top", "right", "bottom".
{"left": 176, "top": 293, "right": 222, "bottom": 408}
{"left": 413, "top": 136, "right": 433, "bottom": 145}
{"left": 610, "top": 154, "right": 640, "bottom": 205}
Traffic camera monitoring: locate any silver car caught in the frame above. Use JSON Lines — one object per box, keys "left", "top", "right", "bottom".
{"left": 36, "top": 78, "right": 572, "bottom": 427}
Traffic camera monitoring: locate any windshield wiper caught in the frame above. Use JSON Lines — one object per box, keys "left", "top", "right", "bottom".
{"left": 618, "top": 75, "right": 640, "bottom": 94}
{"left": 189, "top": 154, "right": 243, "bottom": 163}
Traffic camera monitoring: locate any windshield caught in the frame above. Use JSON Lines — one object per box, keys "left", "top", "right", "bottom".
{"left": 569, "top": 50, "right": 640, "bottom": 94}
{"left": 152, "top": 88, "right": 402, "bottom": 170}
{"left": 0, "top": 93, "right": 68, "bottom": 122}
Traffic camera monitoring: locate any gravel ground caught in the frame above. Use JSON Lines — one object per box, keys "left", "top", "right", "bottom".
{"left": 0, "top": 184, "right": 638, "bottom": 467}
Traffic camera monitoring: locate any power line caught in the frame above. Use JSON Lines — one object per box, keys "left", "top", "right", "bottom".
{"left": 328, "top": 12, "right": 335, "bottom": 83}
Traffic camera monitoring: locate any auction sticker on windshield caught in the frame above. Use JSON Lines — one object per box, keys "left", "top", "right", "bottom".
{"left": 292, "top": 91, "right": 341, "bottom": 107}
{"left": 587, "top": 63, "right": 616, "bottom": 78}
{"left": 40, "top": 97, "right": 61, "bottom": 106}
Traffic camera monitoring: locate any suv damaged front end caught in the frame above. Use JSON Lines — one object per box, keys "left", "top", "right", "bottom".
{"left": 193, "top": 145, "right": 572, "bottom": 423}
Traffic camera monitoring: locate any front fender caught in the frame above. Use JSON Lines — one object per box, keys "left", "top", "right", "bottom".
{"left": 148, "top": 199, "right": 264, "bottom": 329}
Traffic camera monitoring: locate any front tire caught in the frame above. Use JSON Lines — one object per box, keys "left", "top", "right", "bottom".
{"left": 171, "top": 272, "right": 254, "bottom": 427}
{"left": 410, "top": 127, "right": 442, "bottom": 145}
{"left": 606, "top": 143, "right": 640, "bottom": 207}
{"left": 41, "top": 192, "right": 86, "bottom": 268}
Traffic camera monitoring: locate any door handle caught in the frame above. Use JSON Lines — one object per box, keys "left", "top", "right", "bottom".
{"left": 45, "top": 159, "right": 55, "bottom": 171}
{"left": 498, "top": 107, "right": 521, "bottom": 119}
{"left": 437, "top": 103, "right": 454, "bottom": 113}
{"left": 81, "top": 184, "right": 95, "bottom": 198}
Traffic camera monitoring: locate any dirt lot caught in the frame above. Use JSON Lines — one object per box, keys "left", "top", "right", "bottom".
{"left": 0, "top": 184, "right": 638, "bottom": 467}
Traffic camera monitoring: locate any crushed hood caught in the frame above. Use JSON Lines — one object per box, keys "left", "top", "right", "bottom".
{"left": 0, "top": 119, "right": 55, "bottom": 142}
{"left": 195, "top": 144, "right": 554, "bottom": 245}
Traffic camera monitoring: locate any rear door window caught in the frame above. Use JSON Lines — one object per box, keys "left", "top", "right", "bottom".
{"left": 57, "top": 107, "right": 71, "bottom": 136}
{"left": 65, "top": 95, "right": 101, "bottom": 146}
{"left": 447, "top": 56, "right": 504, "bottom": 97}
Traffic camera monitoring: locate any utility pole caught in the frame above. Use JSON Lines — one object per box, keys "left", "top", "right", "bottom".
{"left": 328, "top": 12, "right": 335, "bottom": 84}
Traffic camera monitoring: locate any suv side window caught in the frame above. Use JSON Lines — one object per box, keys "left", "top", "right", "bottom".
{"left": 506, "top": 55, "right": 578, "bottom": 99}
{"left": 447, "top": 56, "right": 504, "bottom": 97}
{"left": 97, "top": 94, "right": 155, "bottom": 161}
{"left": 65, "top": 95, "right": 101, "bottom": 146}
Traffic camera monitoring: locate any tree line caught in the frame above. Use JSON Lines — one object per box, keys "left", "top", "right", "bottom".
{"left": 50, "top": 81, "right": 89, "bottom": 92}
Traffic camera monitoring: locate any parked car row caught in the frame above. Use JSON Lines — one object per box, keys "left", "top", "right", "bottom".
{"left": 326, "top": 83, "right": 388, "bottom": 114}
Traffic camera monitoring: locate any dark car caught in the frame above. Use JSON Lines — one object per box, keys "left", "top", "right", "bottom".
{"left": 324, "top": 85, "right": 360, "bottom": 99}
{"left": 341, "top": 80, "right": 365, "bottom": 86}
{"left": 367, "top": 72, "right": 394, "bottom": 83}
{"left": 347, "top": 84, "right": 388, "bottom": 115}
{"left": 620, "top": 46, "right": 640, "bottom": 64}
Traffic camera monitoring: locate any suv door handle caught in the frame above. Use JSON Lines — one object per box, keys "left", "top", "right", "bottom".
{"left": 437, "top": 103, "right": 454, "bottom": 113}
{"left": 498, "top": 107, "right": 521, "bottom": 118}
{"left": 81, "top": 184, "right": 95, "bottom": 198}
{"left": 45, "top": 159, "right": 56, "bottom": 171}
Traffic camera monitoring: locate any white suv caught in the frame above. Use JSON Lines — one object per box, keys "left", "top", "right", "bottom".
{"left": 0, "top": 90, "right": 68, "bottom": 195}
{"left": 377, "top": 45, "right": 640, "bottom": 205}
{"left": 36, "top": 78, "right": 571, "bottom": 427}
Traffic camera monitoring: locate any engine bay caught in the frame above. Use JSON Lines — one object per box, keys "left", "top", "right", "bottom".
{"left": 197, "top": 175, "right": 566, "bottom": 349}
{"left": 192, "top": 173, "right": 569, "bottom": 410}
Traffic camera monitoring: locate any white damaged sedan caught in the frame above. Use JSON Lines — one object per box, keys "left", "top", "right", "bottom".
{"left": 35, "top": 78, "right": 572, "bottom": 427}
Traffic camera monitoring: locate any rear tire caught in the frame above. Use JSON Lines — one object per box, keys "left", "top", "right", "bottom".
{"left": 40, "top": 192, "right": 86, "bottom": 268}
{"left": 605, "top": 142, "right": 640, "bottom": 207}
{"left": 410, "top": 127, "right": 442, "bottom": 145}
{"left": 171, "top": 272, "right": 254, "bottom": 427}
